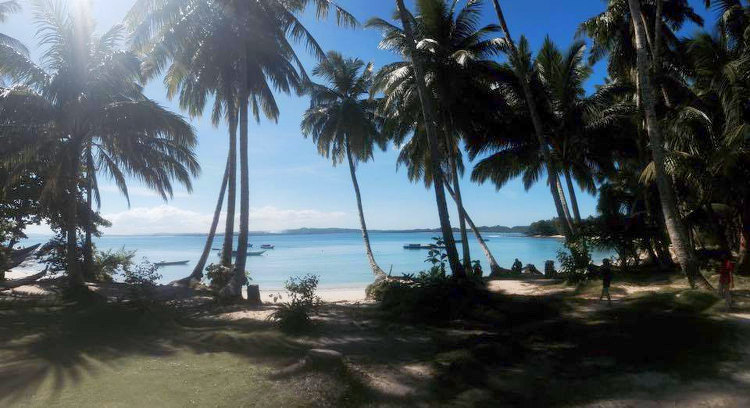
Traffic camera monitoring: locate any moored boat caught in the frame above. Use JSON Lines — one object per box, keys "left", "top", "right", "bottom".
{"left": 155, "top": 260, "right": 190, "bottom": 267}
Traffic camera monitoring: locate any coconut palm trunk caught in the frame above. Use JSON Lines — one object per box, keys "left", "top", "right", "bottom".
{"left": 490, "top": 0, "right": 574, "bottom": 240}
{"left": 738, "top": 202, "right": 750, "bottom": 275}
{"left": 394, "top": 0, "right": 464, "bottom": 278}
{"left": 450, "top": 155, "right": 471, "bottom": 270}
{"left": 444, "top": 181, "right": 502, "bottom": 275}
{"left": 626, "top": 0, "right": 710, "bottom": 289}
{"left": 221, "top": 108, "right": 237, "bottom": 267}
{"left": 173, "top": 156, "right": 230, "bottom": 286}
{"left": 345, "top": 140, "right": 386, "bottom": 280}
{"left": 555, "top": 176, "right": 576, "bottom": 233}
{"left": 221, "top": 60, "right": 250, "bottom": 299}
{"left": 564, "top": 170, "right": 582, "bottom": 223}
{"left": 65, "top": 153, "right": 83, "bottom": 286}
{"left": 83, "top": 168, "right": 94, "bottom": 279}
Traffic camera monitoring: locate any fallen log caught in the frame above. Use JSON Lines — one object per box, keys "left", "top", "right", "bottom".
{"left": 0, "top": 267, "right": 48, "bottom": 289}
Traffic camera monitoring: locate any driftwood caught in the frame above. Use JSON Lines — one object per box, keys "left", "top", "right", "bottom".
{"left": 0, "top": 266, "right": 48, "bottom": 289}
{"left": 7, "top": 244, "right": 41, "bottom": 269}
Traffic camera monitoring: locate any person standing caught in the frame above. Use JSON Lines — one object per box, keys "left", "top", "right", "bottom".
{"left": 717, "top": 255, "right": 735, "bottom": 308}
{"left": 599, "top": 259, "right": 613, "bottom": 305}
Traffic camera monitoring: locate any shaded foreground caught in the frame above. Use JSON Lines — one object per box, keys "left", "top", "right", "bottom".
{"left": 1, "top": 276, "right": 750, "bottom": 407}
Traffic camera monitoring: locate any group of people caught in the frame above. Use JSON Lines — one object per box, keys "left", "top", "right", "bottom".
{"left": 596, "top": 255, "right": 736, "bottom": 308}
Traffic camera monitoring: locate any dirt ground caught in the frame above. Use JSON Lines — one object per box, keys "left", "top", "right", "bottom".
{"left": 2, "top": 275, "right": 750, "bottom": 407}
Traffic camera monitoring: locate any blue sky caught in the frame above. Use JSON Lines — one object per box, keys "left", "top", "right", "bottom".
{"left": 3, "top": 0, "right": 715, "bottom": 234}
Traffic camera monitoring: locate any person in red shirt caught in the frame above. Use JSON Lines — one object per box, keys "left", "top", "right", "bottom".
{"left": 717, "top": 254, "right": 734, "bottom": 308}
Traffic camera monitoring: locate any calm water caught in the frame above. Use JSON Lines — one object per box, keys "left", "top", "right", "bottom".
{"left": 23, "top": 232, "right": 611, "bottom": 290}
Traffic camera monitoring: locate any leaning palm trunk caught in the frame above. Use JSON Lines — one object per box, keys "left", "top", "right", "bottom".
{"left": 627, "top": 0, "right": 710, "bottom": 289}
{"left": 564, "top": 170, "right": 582, "bottom": 223}
{"left": 346, "top": 141, "right": 386, "bottom": 280}
{"left": 394, "top": 0, "right": 465, "bottom": 278}
{"left": 444, "top": 181, "right": 501, "bottom": 275}
{"left": 221, "top": 109, "right": 238, "bottom": 267}
{"left": 555, "top": 176, "right": 576, "bottom": 234}
{"left": 450, "top": 155, "right": 471, "bottom": 270}
{"left": 221, "top": 64, "right": 250, "bottom": 299}
{"left": 491, "top": 0, "right": 573, "bottom": 241}
{"left": 172, "top": 156, "right": 230, "bottom": 287}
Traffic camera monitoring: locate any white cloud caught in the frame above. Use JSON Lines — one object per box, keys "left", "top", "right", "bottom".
{"left": 99, "top": 185, "right": 191, "bottom": 199}
{"left": 100, "top": 205, "right": 349, "bottom": 235}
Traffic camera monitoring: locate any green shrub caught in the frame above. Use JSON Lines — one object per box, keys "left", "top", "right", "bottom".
{"left": 557, "top": 238, "right": 592, "bottom": 284}
{"left": 370, "top": 273, "right": 488, "bottom": 323}
{"left": 205, "top": 263, "right": 234, "bottom": 292}
{"left": 92, "top": 248, "right": 135, "bottom": 282}
{"left": 269, "top": 274, "right": 320, "bottom": 333}
{"left": 122, "top": 259, "right": 162, "bottom": 303}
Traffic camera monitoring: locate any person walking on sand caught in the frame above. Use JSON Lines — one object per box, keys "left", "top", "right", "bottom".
{"left": 717, "top": 254, "right": 735, "bottom": 308}
{"left": 599, "top": 259, "right": 613, "bottom": 305}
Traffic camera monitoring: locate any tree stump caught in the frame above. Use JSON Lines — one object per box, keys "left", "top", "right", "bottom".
{"left": 246, "top": 284, "right": 261, "bottom": 305}
{"left": 544, "top": 260, "right": 556, "bottom": 278}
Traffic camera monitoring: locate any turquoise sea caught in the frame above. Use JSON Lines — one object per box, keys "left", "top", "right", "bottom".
{"left": 23, "top": 232, "right": 612, "bottom": 290}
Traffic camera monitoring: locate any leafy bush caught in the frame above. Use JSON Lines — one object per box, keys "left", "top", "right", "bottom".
{"left": 92, "top": 248, "right": 135, "bottom": 282}
{"left": 269, "top": 274, "right": 320, "bottom": 333}
{"left": 122, "top": 258, "right": 162, "bottom": 302}
{"left": 369, "top": 272, "right": 487, "bottom": 323}
{"left": 557, "top": 238, "right": 592, "bottom": 284}
{"left": 205, "top": 263, "right": 234, "bottom": 292}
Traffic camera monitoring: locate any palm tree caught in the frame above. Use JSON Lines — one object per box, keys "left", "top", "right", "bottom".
{"left": 0, "top": 1, "right": 199, "bottom": 286}
{"left": 625, "top": 0, "right": 710, "bottom": 288}
{"left": 0, "top": 1, "right": 26, "bottom": 55}
{"left": 489, "top": 0, "right": 576, "bottom": 239}
{"left": 129, "top": 0, "right": 356, "bottom": 298}
{"left": 374, "top": 0, "right": 510, "bottom": 276}
{"left": 301, "top": 52, "right": 388, "bottom": 280}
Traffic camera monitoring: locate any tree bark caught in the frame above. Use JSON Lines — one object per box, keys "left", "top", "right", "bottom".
{"left": 491, "top": 0, "right": 574, "bottom": 241}
{"left": 627, "top": 0, "right": 711, "bottom": 289}
{"left": 83, "top": 167, "right": 94, "bottom": 280}
{"left": 555, "top": 176, "right": 576, "bottom": 234}
{"left": 737, "top": 202, "right": 750, "bottom": 275}
{"left": 450, "top": 155, "right": 471, "bottom": 270}
{"left": 172, "top": 156, "right": 230, "bottom": 287}
{"left": 221, "top": 47, "right": 250, "bottom": 299}
{"left": 564, "top": 169, "right": 582, "bottom": 223}
{"left": 221, "top": 107, "right": 238, "bottom": 267}
{"left": 345, "top": 141, "right": 386, "bottom": 280}
{"left": 394, "top": 0, "right": 464, "bottom": 278}
{"left": 65, "top": 152, "right": 84, "bottom": 287}
{"left": 444, "top": 181, "right": 502, "bottom": 275}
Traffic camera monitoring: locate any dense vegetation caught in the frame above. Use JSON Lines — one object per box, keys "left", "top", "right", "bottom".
{"left": 2, "top": 0, "right": 750, "bottom": 294}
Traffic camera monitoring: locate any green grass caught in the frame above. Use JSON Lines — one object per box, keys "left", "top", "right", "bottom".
{"left": 1, "top": 281, "right": 749, "bottom": 407}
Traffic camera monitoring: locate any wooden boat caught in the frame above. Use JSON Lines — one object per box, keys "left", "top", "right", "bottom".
{"left": 155, "top": 260, "right": 190, "bottom": 267}
{"left": 223, "top": 250, "right": 266, "bottom": 256}
{"left": 403, "top": 243, "right": 444, "bottom": 250}
{"left": 260, "top": 244, "right": 274, "bottom": 249}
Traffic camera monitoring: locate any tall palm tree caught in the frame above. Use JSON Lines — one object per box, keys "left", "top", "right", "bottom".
{"left": 489, "top": 0, "right": 576, "bottom": 239}
{"left": 301, "top": 52, "right": 387, "bottom": 280}
{"left": 129, "top": 0, "right": 356, "bottom": 298}
{"left": 373, "top": 0, "right": 508, "bottom": 275}
{"left": 390, "top": 0, "right": 464, "bottom": 278}
{"left": 0, "top": 1, "right": 199, "bottom": 286}
{"left": 625, "top": 0, "right": 710, "bottom": 288}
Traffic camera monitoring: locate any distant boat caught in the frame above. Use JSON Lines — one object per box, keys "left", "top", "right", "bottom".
{"left": 260, "top": 244, "right": 274, "bottom": 249}
{"left": 248, "top": 244, "right": 253, "bottom": 248}
{"left": 403, "top": 243, "right": 444, "bottom": 250}
{"left": 222, "top": 250, "right": 266, "bottom": 256}
{"left": 155, "top": 260, "right": 190, "bottom": 267}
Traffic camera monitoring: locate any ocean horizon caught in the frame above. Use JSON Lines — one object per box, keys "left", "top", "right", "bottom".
{"left": 21, "top": 231, "right": 611, "bottom": 290}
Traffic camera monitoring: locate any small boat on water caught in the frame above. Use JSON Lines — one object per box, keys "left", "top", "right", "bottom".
{"left": 222, "top": 250, "right": 266, "bottom": 256}
{"left": 155, "top": 260, "right": 190, "bottom": 267}
{"left": 403, "top": 243, "right": 444, "bottom": 250}
{"left": 260, "top": 244, "right": 274, "bottom": 249}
